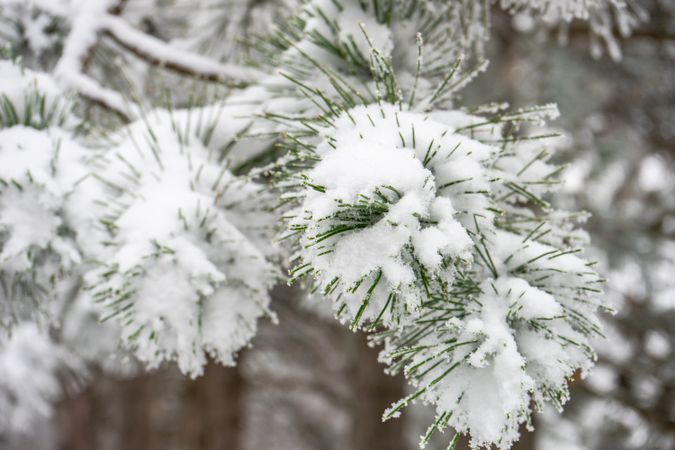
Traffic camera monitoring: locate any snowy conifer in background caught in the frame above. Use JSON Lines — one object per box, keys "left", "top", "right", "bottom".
{"left": 0, "top": 0, "right": 657, "bottom": 448}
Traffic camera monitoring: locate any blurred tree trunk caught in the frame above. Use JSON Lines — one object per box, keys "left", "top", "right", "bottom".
{"left": 55, "top": 384, "right": 96, "bottom": 450}
{"left": 55, "top": 361, "right": 244, "bottom": 450}
{"left": 115, "top": 372, "right": 155, "bottom": 449}
{"left": 514, "top": 424, "right": 535, "bottom": 450}
{"left": 350, "top": 333, "right": 407, "bottom": 450}
{"left": 176, "top": 360, "right": 244, "bottom": 450}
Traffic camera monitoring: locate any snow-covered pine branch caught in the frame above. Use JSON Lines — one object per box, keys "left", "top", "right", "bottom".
{"left": 274, "top": 12, "right": 607, "bottom": 444}
{"left": 501, "top": 0, "right": 647, "bottom": 60}
{"left": 84, "top": 109, "right": 278, "bottom": 377}
{"left": 0, "top": 60, "right": 88, "bottom": 328}
{"left": 285, "top": 100, "right": 606, "bottom": 449}
{"left": 101, "top": 15, "right": 267, "bottom": 85}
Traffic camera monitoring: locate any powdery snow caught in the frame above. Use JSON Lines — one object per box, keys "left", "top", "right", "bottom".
{"left": 86, "top": 111, "right": 278, "bottom": 377}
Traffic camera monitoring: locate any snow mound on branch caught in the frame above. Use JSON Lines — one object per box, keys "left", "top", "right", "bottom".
{"left": 87, "top": 111, "right": 277, "bottom": 377}
{"left": 382, "top": 227, "right": 602, "bottom": 449}
{"left": 403, "top": 276, "right": 591, "bottom": 449}
{"left": 288, "top": 103, "right": 501, "bottom": 328}
{"left": 0, "top": 127, "right": 83, "bottom": 271}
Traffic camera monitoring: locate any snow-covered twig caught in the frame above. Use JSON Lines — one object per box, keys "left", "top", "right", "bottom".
{"left": 53, "top": 0, "right": 133, "bottom": 119}
{"left": 102, "top": 16, "right": 266, "bottom": 86}
{"left": 50, "top": 0, "right": 264, "bottom": 118}
{"left": 56, "top": 69, "right": 134, "bottom": 120}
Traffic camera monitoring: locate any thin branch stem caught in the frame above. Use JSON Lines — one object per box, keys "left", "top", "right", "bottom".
{"left": 102, "top": 16, "right": 266, "bottom": 87}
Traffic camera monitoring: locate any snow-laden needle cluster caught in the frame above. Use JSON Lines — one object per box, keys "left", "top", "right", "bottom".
{"left": 287, "top": 104, "right": 490, "bottom": 328}
{"left": 0, "top": 60, "right": 87, "bottom": 328}
{"left": 86, "top": 111, "right": 278, "bottom": 377}
{"left": 263, "top": 1, "right": 610, "bottom": 447}
{"left": 283, "top": 94, "right": 605, "bottom": 448}
{"left": 381, "top": 225, "right": 604, "bottom": 448}
{"left": 270, "top": 0, "right": 488, "bottom": 104}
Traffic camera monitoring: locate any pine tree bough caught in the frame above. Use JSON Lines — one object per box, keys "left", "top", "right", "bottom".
{"left": 280, "top": 63, "right": 606, "bottom": 448}
{"left": 101, "top": 15, "right": 267, "bottom": 86}
{"left": 0, "top": 61, "right": 87, "bottom": 328}
{"left": 0, "top": 0, "right": 642, "bottom": 445}
{"left": 86, "top": 111, "right": 278, "bottom": 377}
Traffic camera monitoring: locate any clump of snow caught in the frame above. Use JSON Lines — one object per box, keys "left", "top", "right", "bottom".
{"left": 383, "top": 272, "right": 596, "bottom": 449}
{"left": 86, "top": 111, "right": 278, "bottom": 377}
{"left": 287, "top": 103, "right": 499, "bottom": 328}
{"left": 0, "top": 60, "right": 71, "bottom": 128}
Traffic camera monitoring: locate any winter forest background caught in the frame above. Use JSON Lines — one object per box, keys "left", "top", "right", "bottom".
{"left": 0, "top": 1, "right": 673, "bottom": 450}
